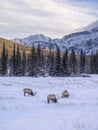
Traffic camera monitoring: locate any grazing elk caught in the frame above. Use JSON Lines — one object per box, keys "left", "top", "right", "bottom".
{"left": 61, "top": 90, "right": 69, "bottom": 98}
{"left": 23, "top": 88, "right": 37, "bottom": 96}
{"left": 47, "top": 94, "right": 58, "bottom": 103}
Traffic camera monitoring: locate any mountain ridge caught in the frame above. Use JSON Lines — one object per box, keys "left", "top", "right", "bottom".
{"left": 11, "top": 20, "right": 98, "bottom": 55}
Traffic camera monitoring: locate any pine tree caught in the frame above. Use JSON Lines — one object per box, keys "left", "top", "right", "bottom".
{"left": 12, "top": 43, "right": 16, "bottom": 76}
{"left": 62, "top": 50, "right": 69, "bottom": 76}
{"left": 36, "top": 44, "right": 43, "bottom": 76}
{"left": 29, "top": 45, "right": 37, "bottom": 76}
{"left": 90, "top": 52, "right": 95, "bottom": 74}
{"left": 16, "top": 45, "right": 22, "bottom": 76}
{"left": 83, "top": 52, "right": 86, "bottom": 72}
{"left": 79, "top": 49, "right": 85, "bottom": 73}
{"left": 40, "top": 50, "right": 46, "bottom": 76}
{"left": 45, "top": 49, "right": 52, "bottom": 75}
{"left": 21, "top": 48, "right": 26, "bottom": 76}
{"left": 69, "top": 49, "right": 77, "bottom": 75}
{"left": 1, "top": 42, "right": 8, "bottom": 76}
{"left": 27, "top": 54, "right": 31, "bottom": 76}
{"left": 6, "top": 49, "right": 10, "bottom": 76}
{"left": 9, "top": 56, "right": 13, "bottom": 76}
{"left": 95, "top": 52, "right": 98, "bottom": 74}
{"left": 54, "top": 46, "right": 61, "bottom": 76}
{"left": 49, "top": 52, "right": 55, "bottom": 76}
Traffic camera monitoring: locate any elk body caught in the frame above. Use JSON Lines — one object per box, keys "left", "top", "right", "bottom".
{"left": 61, "top": 90, "right": 69, "bottom": 98}
{"left": 23, "top": 88, "right": 36, "bottom": 96}
{"left": 47, "top": 94, "right": 58, "bottom": 103}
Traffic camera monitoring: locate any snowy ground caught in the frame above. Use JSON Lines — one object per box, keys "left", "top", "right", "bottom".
{"left": 0, "top": 75, "right": 98, "bottom": 130}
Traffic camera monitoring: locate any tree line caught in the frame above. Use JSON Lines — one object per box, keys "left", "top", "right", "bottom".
{"left": 0, "top": 42, "right": 98, "bottom": 76}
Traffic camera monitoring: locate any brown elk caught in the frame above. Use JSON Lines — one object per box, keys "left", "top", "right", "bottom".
{"left": 61, "top": 90, "right": 69, "bottom": 98}
{"left": 47, "top": 94, "right": 58, "bottom": 103}
{"left": 23, "top": 88, "right": 37, "bottom": 96}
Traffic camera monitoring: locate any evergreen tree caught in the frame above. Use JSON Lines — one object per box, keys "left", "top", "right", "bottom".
{"left": 79, "top": 49, "right": 86, "bottom": 73}
{"left": 6, "top": 49, "right": 10, "bottom": 76}
{"left": 62, "top": 50, "right": 69, "bottom": 76}
{"left": 27, "top": 54, "right": 31, "bottom": 76}
{"left": 90, "top": 52, "right": 95, "bottom": 74}
{"left": 16, "top": 45, "right": 22, "bottom": 76}
{"left": 12, "top": 43, "right": 16, "bottom": 76}
{"left": 69, "top": 49, "right": 77, "bottom": 75}
{"left": 95, "top": 52, "right": 98, "bottom": 74}
{"left": 83, "top": 52, "right": 86, "bottom": 72}
{"left": 40, "top": 50, "right": 46, "bottom": 76}
{"left": 21, "top": 48, "right": 26, "bottom": 76}
{"left": 45, "top": 49, "right": 52, "bottom": 75}
{"left": 29, "top": 45, "right": 37, "bottom": 76}
{"left": 36, "top": 44, "right": 43, "bottom": 76}
{"left": 9, "top": 56, "right": 13, "bottom": 76}
{"left": 49, "top": 52, "right": 55, "bottom": 76}
{"left": 1, "top": 42, "right": 8, "bottom": 76}
{"left": 54, "top": 46, "right": 61, "bottom": 76}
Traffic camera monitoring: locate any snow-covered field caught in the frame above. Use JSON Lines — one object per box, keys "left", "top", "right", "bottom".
{"left": 0, "top": 75, "right": 98, "bottom": 130}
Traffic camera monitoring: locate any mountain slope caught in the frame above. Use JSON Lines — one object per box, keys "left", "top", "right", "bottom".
{"left": 12, "top": 34, "right": 57, "bottom": 50}
{"left": 12, "top": 21, "right": 98, "bottom": 55}
{"left": 0, "top": 37, "right": 31, "bottom": 56}
{"left": 82, "top": 20, "right": 98, "bottom": 31}
{"left": 13, "top": 34, "right": 51, "bottom": 45}
{"left": 0, "top": 37, "right": 54, "bottom": 57}
{"left": 57, "top": 30, "right": 98, "bottom": 55}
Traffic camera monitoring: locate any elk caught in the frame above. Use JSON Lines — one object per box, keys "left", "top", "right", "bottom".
{"left": 47, "top": 94, "right": 58, "bottom": 103}
{"left": 23, "top": 88, "right": 37, "bottom": 96}
{"left": 61, "top": 90, "right": 69, "bottom": 98}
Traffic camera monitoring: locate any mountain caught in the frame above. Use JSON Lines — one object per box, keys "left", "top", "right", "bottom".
{"left": 12, "top": 34, "right": 58, "bottom": 51}
{"left": 12, "top": 21, "right": 98, "bottom": 55}
{"left": 57, "top": 30, "right": 98, "bottom": 55}
{"left": 0, "top": 37, "right": 53, "bottom": 57}
{"left": 0, "top": 37, "right": 31, "bottom": 57}
{"left": 13, "top": 34, "right": 51, "bottom": 45}
{"left": 82, "top": 20, "right": 98, "bottom": 31}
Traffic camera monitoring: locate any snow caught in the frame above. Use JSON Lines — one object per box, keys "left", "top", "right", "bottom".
{"left": 12, "top": 29, "right": 98, "bottom": 55}
{"left": 82, "top": 20, "right": 98, "bottom": 31}
{"left": 12, "top": 34, "right": 52, "bottom": 45}
{"left": 0, "top": 75, "right": 98, "bottom": 130}
{"left": 11, "top": 20, "right": 98, "bottom": 55}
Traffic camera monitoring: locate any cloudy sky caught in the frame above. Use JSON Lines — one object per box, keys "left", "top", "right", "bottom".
{"left": 0, "top": 0, "right": 98, "bottom": 39}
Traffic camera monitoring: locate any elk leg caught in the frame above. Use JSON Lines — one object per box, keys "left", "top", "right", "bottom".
{"left": 47, "top": 98, "right": 50, "bottom": 103}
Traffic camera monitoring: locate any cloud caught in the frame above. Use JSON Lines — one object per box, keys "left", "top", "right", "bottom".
{"left": 0, "top": 0, "right": 98, "bottom": 39}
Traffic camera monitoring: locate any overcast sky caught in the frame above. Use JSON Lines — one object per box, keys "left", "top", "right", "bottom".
{"left": 0, "top": 0, "right": 98, "bottom": 39}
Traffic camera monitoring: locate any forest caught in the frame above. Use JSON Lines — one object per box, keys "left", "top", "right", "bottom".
{"left": 0, "top": 42, "right": 98, "bottom": 76}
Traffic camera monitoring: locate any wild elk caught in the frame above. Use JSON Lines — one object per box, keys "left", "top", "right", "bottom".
{"left": 61, "top": 90, "right": 69, "bottom": 98}
{"left": 23, "top": 88, "right": 37, "bottom": 96}
{"left": 47, "top": 94, "right": 58, "bottom": 103}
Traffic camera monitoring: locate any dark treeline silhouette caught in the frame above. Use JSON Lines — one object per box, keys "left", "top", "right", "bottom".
{"left": 0, "top": 42, "right": 98, "bottom": 76}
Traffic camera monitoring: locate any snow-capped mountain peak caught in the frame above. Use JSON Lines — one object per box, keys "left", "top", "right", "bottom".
{"left": 13, "top": 34, "right": 52, "bottom": 45}
{"left": 82, "top": 20, "right": 98, "bottom": 31}
{"left": 12, "top": 34, "right": 57, "bottom": 50}
{"left": 12, "top": 20, "right": 98, "bottom": 55}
